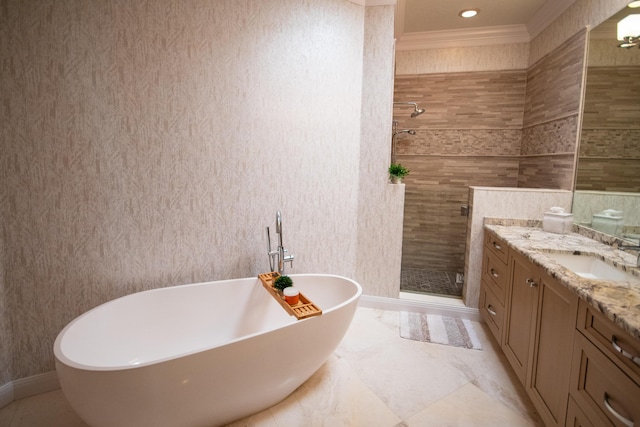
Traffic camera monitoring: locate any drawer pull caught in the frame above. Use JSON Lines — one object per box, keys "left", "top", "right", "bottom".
{"left": 611, "top": 336, "right": 640, "bottom": 366}
{"left": 526, "top": 278, "right": 538, "bottom": 288}
{"left": 490, "top": 268, "right": 499, "bottom": 278}
{"left": 487, "top": 305, "right": 497, "bottom": 316}
{"left": 603, "top": 393, "right": 634, "bottom": 427}
{"left": 492, "top": 242, "right": 502, "bottom": 250}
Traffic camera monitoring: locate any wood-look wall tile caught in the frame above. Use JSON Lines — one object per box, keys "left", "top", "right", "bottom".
{"left": 523, "top": 30, "right": 586, "bottom": 128}
{"left": 516, "top": 154, "right": 575, "bottom": 190}
{"left": 393, "top": 70, "right": 527, "bottom": 130}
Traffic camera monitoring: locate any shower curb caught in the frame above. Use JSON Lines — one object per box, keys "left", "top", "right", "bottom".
{"left": 359, "top": 294, "right": 480, "bottom": 321}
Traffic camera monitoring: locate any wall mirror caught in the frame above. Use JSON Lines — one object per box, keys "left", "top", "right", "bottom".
{"left": 572, "top": 4, "right": 640, "bottom": 243}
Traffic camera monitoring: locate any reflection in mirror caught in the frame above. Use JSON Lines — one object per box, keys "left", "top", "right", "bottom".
{"left": 573, "top": 5, "right": 640, "bottom": 244}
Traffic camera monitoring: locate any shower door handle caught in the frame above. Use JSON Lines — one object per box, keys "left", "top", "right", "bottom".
{"left": 460, "top": 205, "right": 469, "bottom": 217}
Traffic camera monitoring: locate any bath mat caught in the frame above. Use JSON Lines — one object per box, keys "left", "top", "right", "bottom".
{"left": 399, "top": 312, "right": 482, "bottom": 350}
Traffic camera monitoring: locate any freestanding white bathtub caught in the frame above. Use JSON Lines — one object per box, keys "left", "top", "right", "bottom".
{"left": 54, "top": 274, "right": 362, "bottom": 427}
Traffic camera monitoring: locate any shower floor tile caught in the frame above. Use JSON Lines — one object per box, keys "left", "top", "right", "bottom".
{"left": 0, "top": 307, "right": 543, "bottom": 427}
{"left": 401, "top": 267, "right": 463, "bottom": 297}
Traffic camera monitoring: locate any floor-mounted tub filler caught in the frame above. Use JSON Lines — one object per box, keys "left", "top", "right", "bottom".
{"left": 54, "top": 274, "right": 362, "bottom": 427}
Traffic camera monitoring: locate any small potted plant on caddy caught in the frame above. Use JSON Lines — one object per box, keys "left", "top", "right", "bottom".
{"left": 273, "top": 275, "right": 293, "bottom": 294}
{"left": 273, "top": 275, "right": 300, "bottom": 305}
{"left": 388, "top": 163, "right": 409, "bottom": 184}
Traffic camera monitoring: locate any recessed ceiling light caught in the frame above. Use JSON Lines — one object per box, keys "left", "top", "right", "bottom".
{"left": 459, "top": 9, "right": 479, "bottom": 18}
{"left": 628, "top": 1, "right": 640, "bottom": 8}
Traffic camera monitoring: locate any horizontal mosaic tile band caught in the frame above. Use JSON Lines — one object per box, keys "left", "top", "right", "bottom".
{"left": 520, "top": 115, "right": 579, "bottom": 155}
{"left": 395, "top": 129, "right": 522, "bottom": 156}
{"left": 579, "top": 129, "right": 640, "bottom": 158}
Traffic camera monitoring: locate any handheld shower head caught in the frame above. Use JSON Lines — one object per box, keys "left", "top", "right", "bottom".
{"left": 276, "top": 211, "right": 282, "bottom": 234}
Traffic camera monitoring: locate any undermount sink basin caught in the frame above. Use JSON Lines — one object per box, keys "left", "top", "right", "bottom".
{"left": 545, "top": 253, "right": 640, "bottom": 283}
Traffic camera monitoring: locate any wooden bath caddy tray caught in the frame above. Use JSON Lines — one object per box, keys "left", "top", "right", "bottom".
{"left": 258, "top": 272, "right": 322, "bottom": 320}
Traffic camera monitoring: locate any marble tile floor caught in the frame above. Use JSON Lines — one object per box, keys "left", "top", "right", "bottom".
{"left": 0, "top": 307, "right": 543, "bottom": 427}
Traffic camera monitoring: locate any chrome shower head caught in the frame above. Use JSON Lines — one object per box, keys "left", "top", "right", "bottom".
{"left": 394, "top": 101, "right": 425, "bottom": 118}
{"left": 411, "top": 108, "right": 425, "bottom": 118}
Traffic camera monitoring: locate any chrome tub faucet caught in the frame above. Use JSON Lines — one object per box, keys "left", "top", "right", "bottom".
{"left": 266, "top": 211, "right": 294, "bottom": 274}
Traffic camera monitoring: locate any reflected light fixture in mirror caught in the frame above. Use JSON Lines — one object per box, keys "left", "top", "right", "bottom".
{"left": 459, "top": 9, "right": 478, "bottom": 18}
{"left": 617, "top": 14, "right": 640, "bottom": 48}
{"left": 573, "top": 3, "right": 640, "bottom": 242}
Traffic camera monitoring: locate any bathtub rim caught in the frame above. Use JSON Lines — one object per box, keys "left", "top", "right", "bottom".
{"left": 53, "top": 273, "right": 362, "bottom": 372}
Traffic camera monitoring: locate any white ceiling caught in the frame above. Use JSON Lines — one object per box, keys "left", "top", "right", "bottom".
{"left": 395, "top": 0, "right": 578, "bottom": 50}
{"left": 402, "top": 0, "right": 547, "bottom": 33}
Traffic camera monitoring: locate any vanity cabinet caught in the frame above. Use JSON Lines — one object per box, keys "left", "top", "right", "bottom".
{"left": 502, "top": 249, "right": 539, "bottom": 385}
{"left": 480, "top": 231, "right": 509, "bottom": 344}
{"left": 527, "top": 268, "right": 578, "bottom": 427}
{"left": 481, "top": 230, "right": 579, "bottom": 427}
{"left": 482, "top": 228, "right": 640, "bottom": 426}
{"left": 568, "top": 300, "right": 640, "bottom": 427}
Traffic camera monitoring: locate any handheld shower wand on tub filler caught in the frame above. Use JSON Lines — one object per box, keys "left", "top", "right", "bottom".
{"left": 266, "top": 211, "right": 294, "bottom": 274}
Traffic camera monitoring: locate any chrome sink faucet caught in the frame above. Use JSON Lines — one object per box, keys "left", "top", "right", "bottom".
{"left": 620, "top": 245, "right": 640, "bottom": 267}
{"left": 266, "top": 211, "right": 294, "bottom": 274}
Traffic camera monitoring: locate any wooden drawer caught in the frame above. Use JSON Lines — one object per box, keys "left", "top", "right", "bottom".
{"left": 566, "top": 396, "right": 596, "bottom": 427}
{"left": 482, "top": 250, "right": 508, "bottom": 304}
{"left": 576, "top": 299, "right": 640, "bottom": 384}
{"left": 570, "top": 332, "right": 640, "bottom": 427}
{"left": 485, "top": 230, "right": 509, "bottom": 264}
{"left": 479, "top": 281, "right": 504, "bottom": 345}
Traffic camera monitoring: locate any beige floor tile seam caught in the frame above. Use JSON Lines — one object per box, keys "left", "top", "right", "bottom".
{"left": 419, "top": 380, "right": 534, "bottom": 425}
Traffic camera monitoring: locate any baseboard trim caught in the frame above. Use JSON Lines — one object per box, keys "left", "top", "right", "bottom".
{"left": 359, "top": 294, "right": 480, "bottom": 321}
{"left": 0, "top": 371, "right": 60, "bottom": 410}
{"left": 0, "top": 381, "right": 13, "bottom": 409}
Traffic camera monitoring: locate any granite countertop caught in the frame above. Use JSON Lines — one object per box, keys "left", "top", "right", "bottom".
{"left": 484, "top": 224, "right": 640, "bottom": 340}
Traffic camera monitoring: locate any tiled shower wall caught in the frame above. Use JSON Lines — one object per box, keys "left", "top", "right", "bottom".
{"left": 0, "top": 0, "right": 399, "bottom": 384}
{"left": 394, "top": 31, "right": 586, "bottom": 274}
{"left": 518, "top": 29, "right": 586, "bottom": 190}
{"left": 394, "top": 0, "right": 630, "bottom": 306}
{"left": 393, "top": 71, "right": 525, "bottom": 272}
{"left": 577, "top": 66, "right": 640, "bottom": 192}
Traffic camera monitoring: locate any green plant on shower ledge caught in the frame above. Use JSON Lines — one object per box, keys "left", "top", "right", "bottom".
{"left": 273, "top": 275, "right": 293, "bottom": 291}
{"left": 388, "top": 163, "right": 410, "bottom": 184}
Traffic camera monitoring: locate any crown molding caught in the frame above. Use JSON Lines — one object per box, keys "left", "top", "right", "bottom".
{"left": 395, "top": 24, "right": 530, "bottom": 51}
{"left": 526, "top": 0, "right": 577, "bottom": 40}
{"left": 347, "top": 0, "right": 396, "bottom": 6}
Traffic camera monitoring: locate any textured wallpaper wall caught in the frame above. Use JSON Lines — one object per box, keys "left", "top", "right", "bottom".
{"left": 355, "top": 5, "right": 403, "bottom": 298}
{"left": 0, "top": 0, "right": 401, "bottom": 382}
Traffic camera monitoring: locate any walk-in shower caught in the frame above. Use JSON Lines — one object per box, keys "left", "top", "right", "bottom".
{"left": 393, "top": 100, "right": 465, "bottom": 300}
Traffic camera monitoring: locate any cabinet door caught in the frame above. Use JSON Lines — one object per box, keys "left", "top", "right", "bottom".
{"left": 566, "top": 397, "right": 596, "bottom": 427}
{"left": 527, "top": 270, "right": 578, "bottom": 427}
{"left": 570, "top": 332, "right": 640, "bottom": 427}
{"left": 480, "top": 280, "right": 505, "bottom": 345}
{"left": 503, "top": 250, "right": 539, "bottom": 385}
